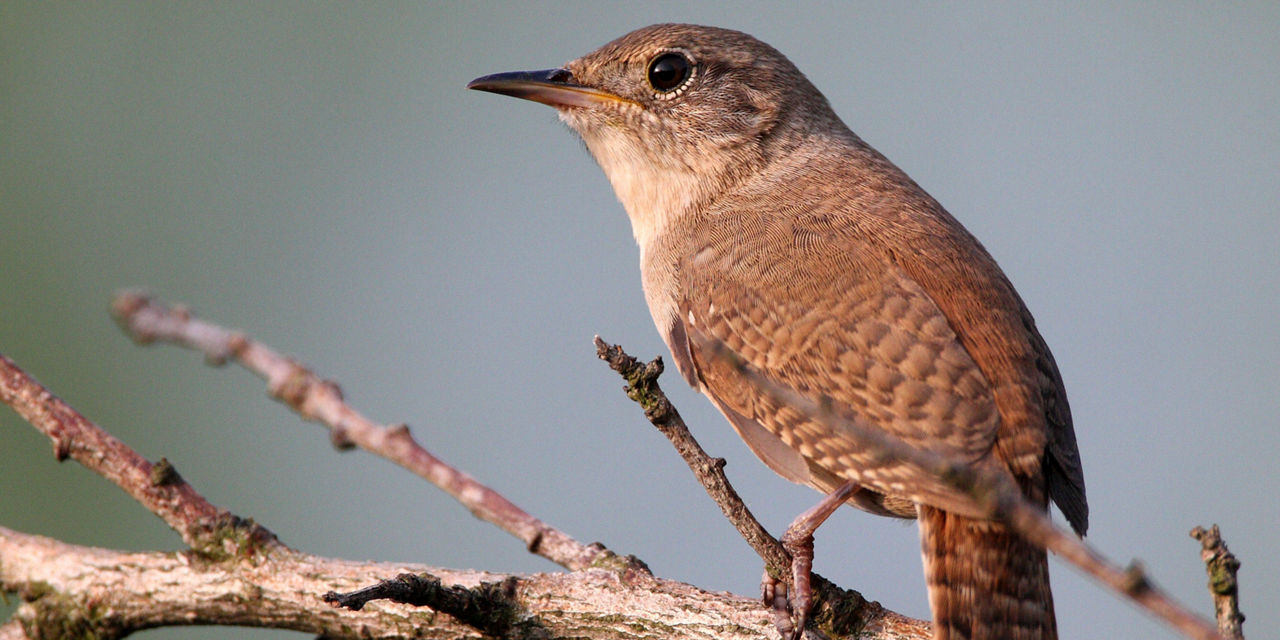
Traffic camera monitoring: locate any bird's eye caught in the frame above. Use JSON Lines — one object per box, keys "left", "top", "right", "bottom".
{"left": 647, "top": 52, "right": 692, "bottom": 94}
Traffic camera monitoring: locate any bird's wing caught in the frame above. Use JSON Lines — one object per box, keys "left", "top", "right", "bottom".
{"left": 662, "top": 209, "right": 1008, "bottom": 517}
{"left": 1029, "top": 326, "right": 1088, "bottom": 534}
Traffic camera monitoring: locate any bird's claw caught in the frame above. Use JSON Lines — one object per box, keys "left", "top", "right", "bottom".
{"left": 762, "top": 569, "right": 803, "bottom": 640}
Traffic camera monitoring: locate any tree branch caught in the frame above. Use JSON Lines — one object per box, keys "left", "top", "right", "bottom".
{"left": 110, "top": 290, "right": 606, "bottom": 572}
{"left": 4, "top": 525, "right": 836, "bottom": 640}
{"left": 593, "top": 337, "right": 790, "bottom": 577}
{"left": 0, "top": 354, "right": 274, "bottom": 556}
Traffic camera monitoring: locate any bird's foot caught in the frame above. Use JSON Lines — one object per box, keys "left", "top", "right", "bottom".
{"left": 763, "top": 481, "right": 860, "bottom": 639}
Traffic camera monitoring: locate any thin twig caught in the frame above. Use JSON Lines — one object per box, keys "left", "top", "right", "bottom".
{"left": 1191, "top": 525, "right": 1245, "bottom": 639}
{"left": 110, "top": 290, "right": 609, "bottom": 572}
{"left": 594, "top": 338, "right": 893, "bottom": 639}
{"left": 593, "top": 337, "right": 789, "bottom": 574}
{"left": 0, "top": 354, "right": 274, "bottom": 555}
{"left": 688, "top": 334, "right": 1224, "bottom": 640}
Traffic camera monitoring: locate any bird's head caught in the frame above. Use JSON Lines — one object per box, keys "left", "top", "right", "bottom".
{"left": 468, "top": 24, "right": 839, "bottom": 246}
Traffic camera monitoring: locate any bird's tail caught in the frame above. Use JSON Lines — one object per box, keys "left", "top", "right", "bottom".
{"left": 917, "top": 505, "right": 1057, "bottom": 640}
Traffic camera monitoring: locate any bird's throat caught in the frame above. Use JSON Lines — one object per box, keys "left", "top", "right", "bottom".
{"left": 570, "top": 125, "right": 710, "bottom": 251}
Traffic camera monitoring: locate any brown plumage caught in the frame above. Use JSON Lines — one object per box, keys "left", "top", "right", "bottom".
{"left": 470, "top": 23, "right": 1087, "bottom": 640}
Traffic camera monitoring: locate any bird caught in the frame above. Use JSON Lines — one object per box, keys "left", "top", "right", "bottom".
{"left": 468, "top": 23, "right": 1087, "bottom": 640}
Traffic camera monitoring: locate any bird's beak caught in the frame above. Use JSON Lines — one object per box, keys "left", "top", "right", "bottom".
{"left": 467, "top": 69, "right": 637, "bottom": 109}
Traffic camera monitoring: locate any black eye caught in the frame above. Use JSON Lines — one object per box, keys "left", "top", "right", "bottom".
{"left": 647, "top": 52, "right": 692, "bottom": 93}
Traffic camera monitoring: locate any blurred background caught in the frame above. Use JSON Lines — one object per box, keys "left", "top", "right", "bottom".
{"left": 2, "top": 3, "right": 1276, "bottom": 638}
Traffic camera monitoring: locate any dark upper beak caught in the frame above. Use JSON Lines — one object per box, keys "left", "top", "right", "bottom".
{"left": 467, "top": 68, "right": 637, "bottom": 109}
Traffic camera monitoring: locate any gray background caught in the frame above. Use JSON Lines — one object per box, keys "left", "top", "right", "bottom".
{"left": 2, "top": 3, "right": 1276, "bottom": 639}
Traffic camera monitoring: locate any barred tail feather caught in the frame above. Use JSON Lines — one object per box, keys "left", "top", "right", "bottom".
{"left": 917, "top": 505, "right": 1057, "bottom": 640}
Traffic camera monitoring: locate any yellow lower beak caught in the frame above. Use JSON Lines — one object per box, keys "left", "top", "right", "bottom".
{"left": 467, "top": 69, "right": 637, "bottom": 109}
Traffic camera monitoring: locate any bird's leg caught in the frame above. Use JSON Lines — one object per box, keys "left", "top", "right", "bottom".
{"left": 764, "top": 480, "right": 859, "bottom": 639}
